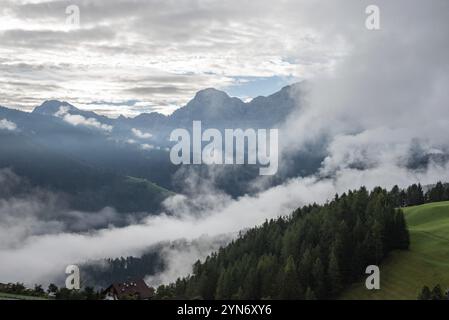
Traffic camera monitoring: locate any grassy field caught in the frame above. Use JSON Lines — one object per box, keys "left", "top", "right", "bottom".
{"left": 0, "top": 292, "right": 48, "bottom": 300}
{"left": 341, "top": 201, "right": 449, "bottom": 300}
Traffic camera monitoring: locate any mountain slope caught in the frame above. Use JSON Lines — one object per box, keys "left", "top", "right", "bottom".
{"left": 341, "top": 201, "right": 449, "bottom": 300}
{"left": 31, "top": 83, "right": 302, "bottom": 131}
{"left": 153, "top": 187, "right": 410, "bottom": 300}
{"left": 0, "top": 82, "right": 321, "bottom": 201}
{"left": 1, "top": 103, "right": 178, "bottom": 190}
{"left": 0, "top": 130, "right": 172, "bottom": 213}
{"left": 33, "top": 100, "right": 114, "bottom": 125}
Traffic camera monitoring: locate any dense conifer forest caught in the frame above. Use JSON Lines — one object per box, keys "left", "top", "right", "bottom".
{"left": 74, "top": 182, "right": 449, "bottom": 300}
{"left": 154, "top": 182, "right": 449, "bottom": 300}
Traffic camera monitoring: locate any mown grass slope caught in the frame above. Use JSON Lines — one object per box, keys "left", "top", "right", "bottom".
{"left": 341, "top": 201, "right": 449, "bottom": 300}
{"left": 0, "top": 292, "right": 48, "bottom": 300}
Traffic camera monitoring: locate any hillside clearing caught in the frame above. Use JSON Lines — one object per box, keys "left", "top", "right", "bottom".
{"left": 341, "top": 201, "right": 449, "bottom": 300}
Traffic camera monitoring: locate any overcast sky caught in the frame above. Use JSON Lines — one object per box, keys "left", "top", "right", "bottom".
{"left": 0, "top": 0, "right": 353, "bottom": 116}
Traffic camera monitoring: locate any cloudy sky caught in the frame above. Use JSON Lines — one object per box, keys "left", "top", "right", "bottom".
{"left": 0, "top": 0, "right": 351, "bottom": 117}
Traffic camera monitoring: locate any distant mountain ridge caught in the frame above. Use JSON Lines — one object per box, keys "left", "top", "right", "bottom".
{"left": 32, "top": 82, "right": 303, "bottom": 130}
{"left": 0, "top": 82, "right": 317, "bottom": 214}
{"left": 3, "top": 81, "right": 445, "bottom": 218}
{"left": 33, "top": 100, "right": 114, "bottom": 125}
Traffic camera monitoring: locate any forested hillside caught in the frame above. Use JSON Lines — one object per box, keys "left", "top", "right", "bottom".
{"left": 82, "top": 251, "right": 165, "bottom": 288}
{"left": 155, "top": 186, "right": 411, "bottom": 299}
{"left": 0, "top": 132, "right": 172, "bottom": 213}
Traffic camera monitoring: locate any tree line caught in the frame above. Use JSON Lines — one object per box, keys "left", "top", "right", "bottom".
{"left": 154, "top": 185, "right": 412, "bottom": 300}
{"left": 5, "top": 182, "right": 447, "bottom": 300}
{"left": 390, "top": 182, "right": 449, "bottom": 207}
{"left": 82, "top": 251, "right": 164, "bottom": 288}
{"left": 0, "top": 282, "right": 102, "bottom": 300}
{"left": 418, "top": 284, "right": 449, "bottom": 300}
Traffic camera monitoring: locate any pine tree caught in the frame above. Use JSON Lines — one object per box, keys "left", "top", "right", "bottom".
{"left": 418, "top": 286, "right": 431, "bottom": 300}
{"left": 406, "top": 184, "right": 425, "bottom": 206}
{"left": 431, "top": 284, "right": 444, "bottom": 300}
{"left": 427, "top": 182, "right": 445, "bottom": 202}
{"left": 232, "top": 286, "right": 244, "bottom": 299}
{"left": 280, "top": 256, "right": 302, "bottom": 299}
{"left": 337, "top": 221, "right": 352, "bottom": 281}
{"left": 327, "top": 246, "right": 342, "bottom": 297}
{"left": 215, "top": 269, "right": 232, "bottom": 299}
{"left": 371, "top": 220, "right": 385, "bottom": 263}
{"left": 256, "top": 255, "right": 278, "bottom": 299}
{"left": 241, "top": 265, "right": 259, "bottom": 299}
{"left": 389, "top": 185, "right": 401, "bottom": 207}
{"left": 444, "top": 184, "right": 449, "bottom": 201}
{"left": 298, "top": 248, "right": 313, "bottom": 285}
{"left": 311, "top": 257, "right": 325, "bottom": 299}
{"left": 394, "top": 210, "right": 410, "bottom": 249}
{"left": 304, "top": 287, "right": 317, "bottom": 300}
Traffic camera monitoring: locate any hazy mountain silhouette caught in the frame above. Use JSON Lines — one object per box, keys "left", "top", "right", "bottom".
{"left": 0, "top": 82, "right": 322, "bottom": 212}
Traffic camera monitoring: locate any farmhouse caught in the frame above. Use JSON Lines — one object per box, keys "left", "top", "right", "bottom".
{"left": 103, "top": 279, "right": 154, "bottom": 300}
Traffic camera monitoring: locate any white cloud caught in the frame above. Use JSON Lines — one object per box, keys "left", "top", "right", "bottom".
{"left": 0, "top": 0, "right": 344, "bottom": 114}
{"left": 145, "top": 236, "right": 231, "bottom": 287}
{"left": 55, "top": 106, "right": 113, "bottom": 132}
{"left": 132, "top": 128, "right": 152, "bottom": 139}
{"left": 140, "top": 144, "right": 154, "bottom": 150}
{"left": 279, "top": 0, "right": 449, "bottom": 167}
{"left": 0, "top": 118, "right": 17, "bottom": 131}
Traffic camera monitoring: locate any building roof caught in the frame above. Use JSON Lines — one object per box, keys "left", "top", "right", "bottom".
{"left": 104, "top": 279, "right": 154, "bottom": 300}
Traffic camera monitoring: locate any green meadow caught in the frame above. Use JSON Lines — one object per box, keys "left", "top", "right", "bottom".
{"left": 342, "top": 201, "right": 449, "bottom": 300}
{"left": 0, "top": 292, "right": 48, "bottom": 300}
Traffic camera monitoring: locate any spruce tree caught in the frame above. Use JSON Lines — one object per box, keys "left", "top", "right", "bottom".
{"left": 311, "top": 257, "right": 325, "bottom": 299}
{"left": 328, "top": 246, "right": 343, "bottom": 297}
{"left": 418, "top": 286, "right": 431, "bottom": 300}
{"left": 305, "top": 287, "right": 317, "bottom": 300}
{"left": 431, "top": 284, "right": 444, "bottom": 300}
{"left": 280, "top": 256, "right": 302, "bottom": 299}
